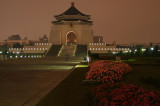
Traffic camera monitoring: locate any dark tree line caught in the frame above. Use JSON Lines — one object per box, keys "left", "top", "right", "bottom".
{"left": 13, "top": 43, "right": 23, "bottom": 48}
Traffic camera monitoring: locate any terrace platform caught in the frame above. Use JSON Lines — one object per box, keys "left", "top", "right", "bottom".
{"left": 0, "top": 57, "right": 83, "bottom": 106}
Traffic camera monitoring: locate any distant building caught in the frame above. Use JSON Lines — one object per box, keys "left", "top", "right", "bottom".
{"left": 39, "top": 35, "right": 48, "bottom": 43}
{"left": 8, "top": 35, "right": 21, "bottom": 40}
{"left": 29, "top": 40, "right": 39, "bottom": 46}
{"left": 0, "top": 35, "right": 30, "bottom": 47}
{"left": 93, "top": 36, "right": 103, "bottom": 43}
{"left": 1, "top": 40, "right": 29, "bottom": 47}
{"left": 113, "top": 41, "right": 117, "bottom": 46}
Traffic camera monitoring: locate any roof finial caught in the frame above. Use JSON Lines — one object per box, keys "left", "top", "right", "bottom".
{"left": 71, "top": 2, "right": 75, "bottom": 7}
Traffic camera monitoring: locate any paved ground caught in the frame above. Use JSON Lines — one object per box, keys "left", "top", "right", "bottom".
{"left": 0, "top": 57, "right": 82, "bottom": 106}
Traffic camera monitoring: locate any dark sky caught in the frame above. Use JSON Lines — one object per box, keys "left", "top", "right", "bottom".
{"left": 0, "top": 0, "right": 160, "bottom": 44}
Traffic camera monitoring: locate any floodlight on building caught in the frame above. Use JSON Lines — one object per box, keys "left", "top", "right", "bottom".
{"left": 31, "top": 56, "right": 33, "bottom": 58}
{"left": 24, "top": 56, "right": 26, "bottom": 58}
{"left": 20, "top": 56, "right": 23, "bottom": 58}
{"left": 28, "top": 56, "right": 30, "bottom": 57}
{"left": 87, "top": 57, "right": 89, "bottom": 62}
{"left": 15, "top": 56, "right": 18, "bottom": 58}
{"left": 34, "top": 56, "right": 36, "bottom": 57}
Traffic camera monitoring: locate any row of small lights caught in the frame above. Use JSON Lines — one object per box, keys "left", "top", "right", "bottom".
{"left": 135, "top": 48, "right": 160, "bottom": 52}
{"left": 112, "top": 50, "right": 131, "bottom": 54}
{"left": 89, "top": 48, "right": 130, "bottom": 51}
{"left": 0, "top": 51, "right": 20, "bottom": 54}
{"left": 89, "top": 43, "right": 108, "bottom": 46}
{"left": 0, "top": 51, "right": 44, "bottom": 54}
{"left": 112, "top": 48, "right": 160, "bottom": 54}
{"left": 9, "top": 48, "right": 48, "bottom": 50}
{"left": 34, "top": 43, "right": 52, "bottom": 45}
{"left": 9, "top": 55, "right": 44, "bottom": 58}
{"left": 0, "top": 51, "right": 44, "bottom": 58}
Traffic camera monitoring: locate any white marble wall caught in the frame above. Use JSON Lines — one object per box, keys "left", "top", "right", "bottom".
{"left": 49, "top": 21, "right": 93, "bottom": 45}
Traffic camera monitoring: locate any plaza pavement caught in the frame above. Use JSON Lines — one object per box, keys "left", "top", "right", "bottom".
{"left": 0, "top": 57, "right": 83, "bottom": 106}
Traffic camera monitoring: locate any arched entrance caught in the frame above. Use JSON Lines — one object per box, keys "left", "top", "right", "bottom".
{"left": 66, "top": 31, "right": 77, "bottom": 44}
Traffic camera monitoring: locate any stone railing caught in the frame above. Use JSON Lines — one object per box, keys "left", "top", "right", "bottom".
{"left": 9, "top": 48, "right": 48, "bottom": 51}
{"left": 89, "top": 43, "right": 107, "bottom": 46}
{"left": 34, "top": 43, "right": 52, "bottom": 46}
{"left": 89, "top": 48, "right": 130, "bottom": 51}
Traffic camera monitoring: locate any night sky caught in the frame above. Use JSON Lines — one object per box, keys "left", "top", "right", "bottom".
{"left": 0, "top": 0, "right": 160, "bottom": 44}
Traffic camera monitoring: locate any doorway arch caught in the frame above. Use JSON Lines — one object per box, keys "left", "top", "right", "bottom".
{"left": 66, "top": 31, "right": 77, "bottom": 44}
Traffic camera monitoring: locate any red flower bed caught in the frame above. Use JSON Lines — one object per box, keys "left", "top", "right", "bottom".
{"left": 86, "top": 60, "right": 132, "bottom": 83}
{"left": 92, "top": 82, "right": 160, "bottom": 106}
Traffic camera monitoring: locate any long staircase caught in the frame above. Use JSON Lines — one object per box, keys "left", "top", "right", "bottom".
{"left": 46, "top": 44, "right": 88, "bottom": 57}
{"left": 58, "top": 44, "right": 77, "bottom": 57}
{"left": 46, "top": 45, "right": 62, "bottom": 56}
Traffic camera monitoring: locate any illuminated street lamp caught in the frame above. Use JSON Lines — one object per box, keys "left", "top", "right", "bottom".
{"left": 142, "top": 49, "right": 146, "bottom": 51}
{"left": 151, "top": 48, "right": 154, "bottom": 50}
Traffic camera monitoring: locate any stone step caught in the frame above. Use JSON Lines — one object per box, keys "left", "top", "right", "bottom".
{"left": 58, "top": 45, "right": 76, "bottom": 57}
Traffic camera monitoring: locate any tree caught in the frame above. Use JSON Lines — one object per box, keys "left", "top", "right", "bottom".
{"left": 88, "top": 50, "right": 91, "bottom": 57}
{"left": 130, "top": 48, "right": 135, "bottom": 56}
{"left": 13, "top": 43, "right": 23, "bottom": 48}
{"left": 0, "top": 44, "right": 9, "bottom": 55}
{"left": 119, "top": 51, "right": 123, "bottom": 56}
{"left": 143, "top": 48, "right": 151, "bottom": 57}
{"left": 136, "top": 46, "right": 143, "bottom": 56}
{"left": 152, "top": 45, "right": 159, "bottom": 57}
